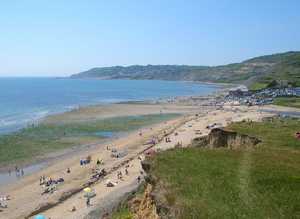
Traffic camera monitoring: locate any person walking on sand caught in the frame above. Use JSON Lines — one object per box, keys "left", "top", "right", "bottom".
{"left": 15, "top": 166, "right": 20, "bottom": 177}
{"left": 86, "top": 197, "right": 91, "bottom": 207}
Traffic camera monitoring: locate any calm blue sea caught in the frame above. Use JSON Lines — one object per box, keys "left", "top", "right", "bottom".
{"left": 0, "top": 78, "right": 219, "bottom": 134}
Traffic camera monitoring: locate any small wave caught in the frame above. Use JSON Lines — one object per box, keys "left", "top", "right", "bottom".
{"left": 0, "top": 109, "right": 50, "bottom": 134}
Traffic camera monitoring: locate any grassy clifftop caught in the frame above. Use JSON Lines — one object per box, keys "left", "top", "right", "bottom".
{"left": 141, "top": 118, "right": 300, "bottom": 218}
{"left": 71, "top": 51, "right": 300, "bottom": 89}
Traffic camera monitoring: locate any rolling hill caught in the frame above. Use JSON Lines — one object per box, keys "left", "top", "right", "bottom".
{"left": 71, "top": 51, "right": 300, "bottom": 89}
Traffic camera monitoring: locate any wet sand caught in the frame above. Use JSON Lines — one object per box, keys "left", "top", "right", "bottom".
{"left": 43, "top": 103, "right": 204, "bottom": 124}
{"left": 0, "top": 102, "right": 204, "bottom": 176}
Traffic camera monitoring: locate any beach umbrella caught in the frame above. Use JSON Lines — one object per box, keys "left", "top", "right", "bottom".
{"left": 34, "top": 215, "right": 46, "bottom": 219}
{"left": 83, "top": 187, "right": 96, "bottom": 198}
{"left": 83, "top": 187, "right": 92, "bottom": 193}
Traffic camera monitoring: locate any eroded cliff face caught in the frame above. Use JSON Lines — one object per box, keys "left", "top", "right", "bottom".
{"left": 128, "top": 184, "right": 160, "bottom": 219}
{"left": 140, "top": 161, "right": 180, "bottom": 219}
{"left": 191, "top": 128, "right": 261, "bottom": 149}
{"left": 130, "top": 129, "right": 261, "bottom": 219}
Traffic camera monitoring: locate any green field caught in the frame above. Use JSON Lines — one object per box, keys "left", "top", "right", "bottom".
{"left": 111, "top": 206, "right": 133, "bottom": 219}
{"left": 0, "top": 113, "right": 179, "bottom": 166}
{"left": 273, "top": 97, "right": 300, "bottom": 108}
{"left": 144, "top": 118, "right": 300, "bottom": 218}
{"left": 248, "top": 82, "right": 268, "bottom": 91}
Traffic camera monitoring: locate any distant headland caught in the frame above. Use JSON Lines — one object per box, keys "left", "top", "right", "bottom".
{"left": 71, "top": 51, "right": 300, "bottom": 90}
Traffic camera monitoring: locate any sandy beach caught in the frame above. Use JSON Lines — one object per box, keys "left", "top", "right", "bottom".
{"left": 1, "top": 1, "right": 299, "bottom": 217}
{"left": 0, "top": 96, "right": 286, "bottom": 219}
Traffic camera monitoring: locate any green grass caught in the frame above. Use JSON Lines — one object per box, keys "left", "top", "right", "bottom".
{"left": 147, "top": 118, "right": 300, "bottom": 218}
{"left": 0, "top": 113, "right": 179, "bottom": 166}
{"left": 249, "top": 82, "right": 268, "bottom": 91}
{"left": 109, "top": 183, "right": 146, "bottom": 219}
{"left": 111, "top": 206, "right": 133, "bottom": 219}
{"left": 273, "top": 97, "right": 300, "bottom": 108}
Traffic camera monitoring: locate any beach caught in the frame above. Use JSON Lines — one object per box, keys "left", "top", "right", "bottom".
{"left": 0, "top": 102, "right": 208, "bottom": 173}
{"left": 1, "top": 1, "right": 299, "bottom": 217}
{"left": 0, "top": 94, "right": 287, "bottom": 219}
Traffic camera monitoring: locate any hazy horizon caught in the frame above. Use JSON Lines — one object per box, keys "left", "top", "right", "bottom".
{"left": 1, "top": 0, "right": 300, "bottom": 77}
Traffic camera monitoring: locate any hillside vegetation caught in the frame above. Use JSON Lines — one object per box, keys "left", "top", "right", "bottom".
{"left": 71, "top": 51, "right": 300, "bottom": 88}
{"left": 142, "top": 118, "right": 300, "bottom": 218}
{"left": 274, "top": 97, "right": 300, "bottom": 108}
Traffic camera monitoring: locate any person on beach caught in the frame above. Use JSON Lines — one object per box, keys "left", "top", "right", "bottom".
{"left": 86, "top": 197, "right": 91, "bottom": 207}
{"left": 125, "top": 168, "right": 128, "bottom": 175}
{"left": 117, "top": 171, "right": 123, "bottom": 180}
{"left": 67, "top": 168, "right": 71, "bottom": 173}
{"left": 40, "top": 176, "right": 45, "bottom": 185}
{"left": 15, "top": 167, "right": 20, "bottom": 177}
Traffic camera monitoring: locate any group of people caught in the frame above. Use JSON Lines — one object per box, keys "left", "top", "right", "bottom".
{"left": 40, "top": 176, "right": 64, "bottom": 186}
{"left": 165, "top": 136, "right": 172, "bottom": 143}
{"left": 117, "top": 164, "right": 131, "bottom": 180}
{"left": 80, "top": 156, "right": 91, "bottom": 165}
{"left": 0, "top": 195, "right": 10, "bottom": 209}
{"left": 39, "top": 175, "right": 64, "bottom": 194}
{"left": 8, "top": 166, "right": 24, "bottom": 177}
{"left": 91, "top": 168, "right": 106, "bottom": 180}
{"left": 117, "top": 171, "right": 123, "bottom": 180}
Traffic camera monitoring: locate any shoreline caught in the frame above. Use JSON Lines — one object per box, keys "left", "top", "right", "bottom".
{"left": 0, "top": 100, "right": 291, "bottom": 218}
{"left": 0, "top": 112, "right": 183, "bottom": 173}
{"left": 0, "top": 132, "right": 121, "bottom": 174}
{"left": 0, "top": 103, "right": 200, "bottom": 182}
{"left": 0, "top": 114, "right": 191, "bottom": 218}
{"left": 0, "top": 82, "right": 235, "bottom": 177}
{"left": 0, "top": 80, "right": 230, "bottom": 135}
{"left": 0, "top": 82, "right": 243, "bottom": 219}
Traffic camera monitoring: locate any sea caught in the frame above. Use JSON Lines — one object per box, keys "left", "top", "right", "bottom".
{"left": 0, "top": 78, "right": 219, "bottom": 134}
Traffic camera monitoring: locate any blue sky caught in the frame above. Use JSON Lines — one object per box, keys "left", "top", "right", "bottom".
{"left": 0, "top": 0, "right": 299, "bottom": 76}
